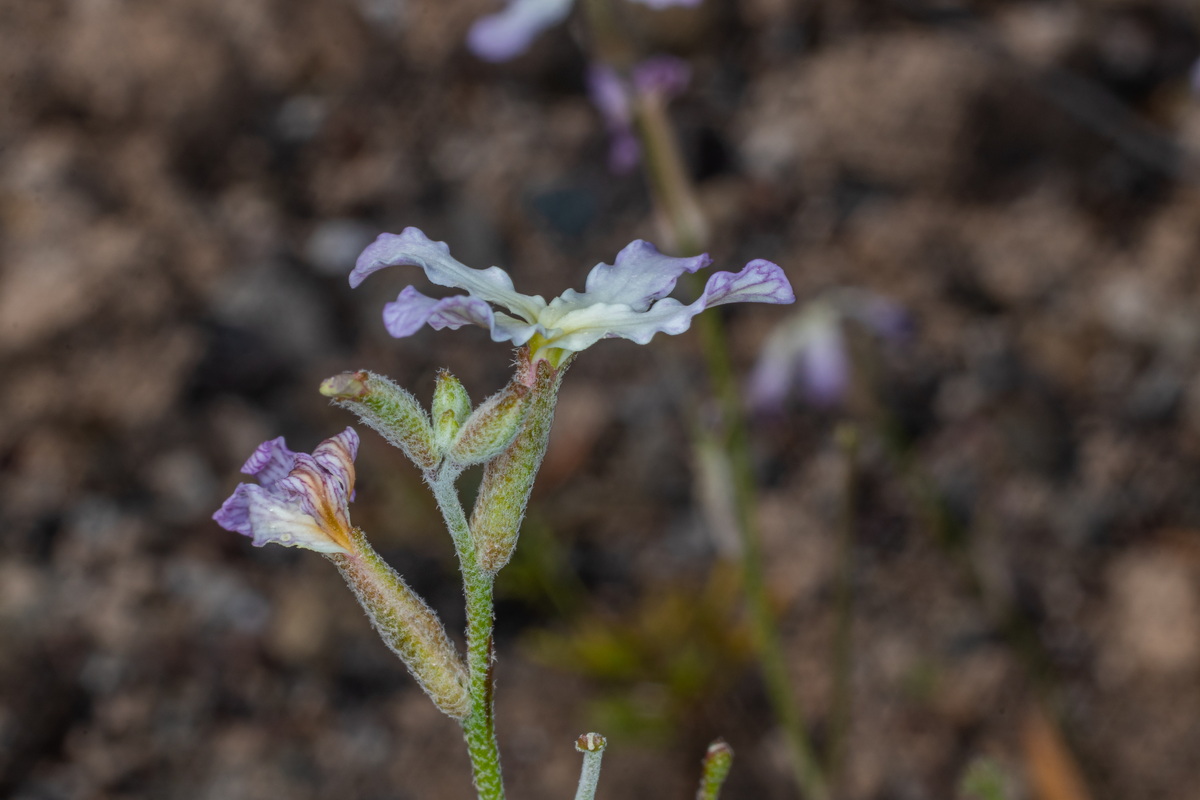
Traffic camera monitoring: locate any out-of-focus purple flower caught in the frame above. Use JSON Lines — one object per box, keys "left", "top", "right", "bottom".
{"left": 214, "top": 428, "right": 359, "bottom": 554}
{"left": 468, "top": 0, "right": 701, "bottom": 62}
{"left": 467, "top": 0, "right": 574, "bottom": 63}
{"left": 747, "top": 290, "right": 908, "bottom": 412}
{"left": 350, "top": 227, "right": 794, "bottom": 365}
{"left": 1191, "top": 57, "right": 1200, "bottom": 97}
{"left": 587, "top": 56, "right": 690, "bottom": 173}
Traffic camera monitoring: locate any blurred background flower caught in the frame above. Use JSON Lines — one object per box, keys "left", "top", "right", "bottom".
{"left": 748, "top": 290, "right": 908, "bottom": 412}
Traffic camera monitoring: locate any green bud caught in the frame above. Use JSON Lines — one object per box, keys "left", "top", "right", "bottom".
{"left": 329, "top": 528, "right": 469, "bottom": 718}
{"left": 320, "top": 371, "right": 438, "bottom": 471}
{"left": 447, "top": 378, "right": 530, "bottom": 468}
{"left": 431, "top": 369, "right": 471, "bottom": 452}
{"left": 471, "top": 357, "right": 565, "bottom": 573}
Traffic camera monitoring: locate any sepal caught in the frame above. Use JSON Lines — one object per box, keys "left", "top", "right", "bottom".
{"left": 447, "top": 378, "right": 530, "bottom": 468}
{"left": 470, "top": 352, "right": 565, "bottom": 573}
{"left": 331, "top": 528, "right": 470, "bottom": 718}
{"left": 321, "top": 371, "right": 439, "bottom": 471}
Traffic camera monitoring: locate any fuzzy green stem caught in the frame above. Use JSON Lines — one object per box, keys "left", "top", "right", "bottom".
{"left": 573, "top": 732, "right": 608, "bottom": 800}
{"left": 430, "top": 471, "right": 504, "bottom": 800}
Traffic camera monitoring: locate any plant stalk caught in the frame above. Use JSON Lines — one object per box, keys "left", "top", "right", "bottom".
{"left": 431, "top": 471, "right": 505, "bottom": 800}
{"left": 632, "top": 67, "right": 829, "bottom": 800}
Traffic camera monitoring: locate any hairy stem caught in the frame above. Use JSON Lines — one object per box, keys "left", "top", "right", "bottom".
{"left": 573, "top": 732, "right": 608, "bottom": 800}
{"left": 431, "top": 471, "right": 504, "bottom": 800}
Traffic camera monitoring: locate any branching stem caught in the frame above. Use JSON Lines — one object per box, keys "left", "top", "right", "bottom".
{"left": 431, "top": 470, "right": 505, "bottom": 800}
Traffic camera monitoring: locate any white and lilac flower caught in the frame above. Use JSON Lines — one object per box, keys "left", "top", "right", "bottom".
{"left": 748, "top": 290, "right": 908, "bottom": 411}
{"left": 350, "top": 227, "right": 794, "bottom": 366}
{"left": 468, "top": 0, "right": 701, "bottom": 62}
{"left": 588, "top": 56, "right": 690, "bottom": 173}
{"left": 213, "top": 428, "right": 359, "bottom": 555}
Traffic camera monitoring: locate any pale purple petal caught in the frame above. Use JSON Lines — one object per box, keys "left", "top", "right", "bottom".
{"left": 467, "top": 0, "right": 574, "bottom": 62}
{"left": 545, "top": 297, "right": 700, "bottom": 351}
{"left": 215, "top": 479, "right": 347, "bottom": 553}
{"left": 382, "top": 286, "right": 497, "bottom": 338}
{"left": 571, "top": 240, "right": 711, "bottom": 310}
{"left": 310, "top": 427, "right": 359, "bottom": 499}
{"left": 240, "top": 436, "right": 296, "bottom": 488}
{"left": 382, "top": 286, "right": 544, "bottom": 346}
{"left": 213, "top": 483, "right": 256, "bottom": 537}
{"left": 630, "top": 56, "right": 690, "bottom": 98}
{"left": 699, "top": 259, "right": 795, "bottom": 308}
{"left": 241, "top": 481, "right": 348, "bottom": 553}
{"left": 351, "top": 227, "right": 544, "bottom": 319}
{"left": 488, "top": 311, "right": 543, "bottom": 346}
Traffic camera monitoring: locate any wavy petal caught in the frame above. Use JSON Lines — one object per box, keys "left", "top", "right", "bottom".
{"left": 279, "top": 455, "right": 353, "bottom": 544}
{"left": 351, "top": 228, "right": 545, "bottom": 320}
{"left": 548, "top": 297, "right": 700, "bottom": 351}
{"left": 382, "top": 286, "right": 496, "bottom": 337}
{"left": 568, "top": 240, "right": 710, "bottom": 311}
{"left": 699, "top": 259, "right": 795, "bottom": 307}
{"left": 241, "top": 482, "right": 350, "bottom": 554}
{"left": 213, "top": 483, "right": 255, "bottom": 538}
{"left": 382, "top": 286, "right": 544, "bottom": 346}
{"left": 310, "top": 427, "right": 359, "bottom": 500}
{"left": 467, "top": 0, "right": 574, "bottom": 62}
{"left": 240, "top": 436, "right": 296, "bottom": 489}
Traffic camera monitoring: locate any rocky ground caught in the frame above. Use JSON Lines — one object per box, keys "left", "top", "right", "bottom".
{"left": 3, "top": 1, "right": 1200, "bottom": 798}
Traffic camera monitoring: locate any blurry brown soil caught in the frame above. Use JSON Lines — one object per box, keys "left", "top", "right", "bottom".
{"left": 3, "top": 1, "right": 1200, "bottom": 798}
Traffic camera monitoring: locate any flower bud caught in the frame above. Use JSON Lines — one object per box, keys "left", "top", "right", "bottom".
{"left": 470, "top": 356, "right": 564, "bottom": 573}
{"left": 696, "top": 739, "right": 734, "bottom": 800}
{"left": 321, "top": 371, "right": 439, "bottom": 471}
{"left": 447, "top": 378, "right": 530, "bottom": 468}
{"left": 432, "top": 369, "right": 471, "bottom": 452}
{"left": 330, "top": 528, "right": 470, "bottom": 718}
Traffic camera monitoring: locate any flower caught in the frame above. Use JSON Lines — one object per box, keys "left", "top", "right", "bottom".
{"left": 588, "top": 56, "right": 690, "bottom": 174}
{"left": 747, "top": 290, "right": 908, "bottom": 411}
{"left": 468, "top": 0, "right": 701, "bottom": 62}
{"left": 349, "top": 227, "right": 795, "bottom": 365}
{"left": 213, "top": 428, "right": 359, "bottom": 554}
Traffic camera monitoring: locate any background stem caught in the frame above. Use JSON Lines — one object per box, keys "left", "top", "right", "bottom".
{"left": 632, "top": 67, "right": 830, "bottom": 800}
